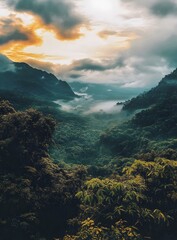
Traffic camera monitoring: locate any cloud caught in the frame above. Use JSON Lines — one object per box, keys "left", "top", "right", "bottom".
{"left": 1, "top": 0, "right": 176, "bottom": 89}
{"left": 0, "top": 17, "right": 29, "bottom": 45}
{"left": 15, "top": 1, "right": 177, "bottom": 88}
{"left": 127, "top": 23, "right": 177, "bottom": 69}
{"left": 70, "top": 58, "right": 125, "bottom": 72}
{"left": 68, "top": 73, "right": 83, "bottom": 79}
{"left": 71, "top": 59, "right": 111, "bottom": 72}
{"left": 98, "top": 30, "right": 137, "bottom": 40}
{"left": 0, "top": 15, "right": 43, "bottom": 62}
{"left": 122, "top": 0, "right": 177, "bottom": 18}
{"left": 155, "top": 36, "right": 177, "bottom": 67}
{"left": 24, "top": 56, "right": 126, "bottom": 83}
{"left": 98, "top": 30, "right": 118, "bottom": 39}
{"left": 0, "top": 30, "right": 27, "bottom": 45}
{"left": 0, "top": 54, "right": 15, "bottom": 72}
{"left": 25, "top": 59, "right": 59, "bottom": 74}
{"left": 7, "top": 0, "right": 87, "bottom": 40}
{"left": 0, "top": 16, "right": 42, "bottom": 46}
{"left": 151, "top": 1, "right": 177, "bottom": 17}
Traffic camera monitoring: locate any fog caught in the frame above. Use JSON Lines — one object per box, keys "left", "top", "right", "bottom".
{"left": 54, "top": 82, "right": 139, "bottom": 116}
{"left": 54, "top": 95, "right": 125, "bottom": 115}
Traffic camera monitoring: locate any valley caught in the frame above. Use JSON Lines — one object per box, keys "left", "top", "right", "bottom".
{"left": 1, "top": 59, "right": 177, "bottom": 240}
{"left": 1, "top": 0, "right": 177, "bottom": 239}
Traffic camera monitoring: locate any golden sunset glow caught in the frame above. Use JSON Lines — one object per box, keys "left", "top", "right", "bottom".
{"left": 0, "top": 0, "right": 175, "bottom": 86}
{"left": 0, "top": 0, "right": 141, "bottom": 64}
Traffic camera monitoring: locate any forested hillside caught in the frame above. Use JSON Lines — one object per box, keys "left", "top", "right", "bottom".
{"left": 0, "top": 99, "right": 86, "bottom": 239}
{"left": 1, "top": 67, "right": 177, "bottom": 240}
{"left": 0, "top": 62, "right": 76, "bottom": 108}
{"left": 123, "top": 68, "right": 177, "bottom": 112}
{"left": 101, "top": 68, "right": 177, "bottom": 160}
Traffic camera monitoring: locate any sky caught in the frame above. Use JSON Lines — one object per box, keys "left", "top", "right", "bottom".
{"left": 0, "top": 0, "right": 177, "bottom": 88}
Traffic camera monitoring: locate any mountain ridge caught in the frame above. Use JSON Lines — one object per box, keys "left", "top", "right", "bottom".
{"left": 123, "top": 68, "right": 177, "bottom": 112}
{"left": 0, "top": 61, "right": 77, "bottom": 104}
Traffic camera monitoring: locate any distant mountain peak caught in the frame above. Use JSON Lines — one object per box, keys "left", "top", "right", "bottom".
{"left": 0, "top": 61, "right": 77, "bottom": 102}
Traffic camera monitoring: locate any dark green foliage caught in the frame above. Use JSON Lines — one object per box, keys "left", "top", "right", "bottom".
{"left": 0, "top": 62, "right": 76, "bottom": 104}
{"left": 123, "top": 68, "right": 177, "bottom": 112}
{"left": 0, "top": 100, "right": 85, "bottom": 240}
{"left": 75, "top": 158, "right": 177, "bottom": 240}
{"left": 101, "top": 95, "right": 177, "bottom": 158}
{"left": 1, "top": 67, "right": 177, "bottom": 240}
{"left": 0, "top": 89, "right": 59, "bottom": 111}
{"left": 0, "top": 98, "right": 16, "bottom": 115}
{"left": 132, "top": 96, "right": 177, "bottom": 137}
{"left": 0, "top": 159, "right": 84, "bottom": 240}
{"left": 0, "top": 100, "right": 56, "bottom": 171}
{"left": 100, "top": 123, "right": 150, "bottom": 157}
{"left": 51, "top": 117, "right": 101, "bottom": 165}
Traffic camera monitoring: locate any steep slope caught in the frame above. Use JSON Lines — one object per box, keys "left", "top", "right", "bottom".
{"left": 101, "top": 68, "right": 177, "bottom": 157}
{"left": 123, "top": 68, "right": 177, "bottom": 111}
{"left": 0, "top": 62, "right": 76, "bottom": 102}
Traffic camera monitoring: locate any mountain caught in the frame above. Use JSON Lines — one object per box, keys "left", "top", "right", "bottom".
{"left": 123, "top": 68, "right": 177, "bottom": 112}
{"left": 0, "top": 62, "right": 76, "bottom": 104}
{"left": 101, "top": 68, "right": 177, "bottom": 157}
{"left": 69, "top": 81, "right": 143, "bottom": 100}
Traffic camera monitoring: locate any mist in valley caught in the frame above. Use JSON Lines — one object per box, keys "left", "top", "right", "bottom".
{"left": 54, "top": 82, "right": 141, "bottom": 119}
{"left": 51, "top": 83, "right": 139, "bottom": 166}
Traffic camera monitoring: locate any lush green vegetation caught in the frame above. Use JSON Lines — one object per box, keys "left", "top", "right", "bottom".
{"left": 1, "top": 67, "right": 177, "bottom": 239}
{"left": 69, "top": 158, "right": 177, "bottom": 240}
{"left": 0, "top": 62, "right": 76, "bottom": 102}
{"left": 1, "top": 96, "right": 177, "bottom": 240}
{"left": 0, "top": 99, "right": 86, "bottom": 240}
{"left": 123, "top": 68, "right": 177, "bottom": 112}
{"left": 101, "top": 71, "right": 177, "bottom": 160}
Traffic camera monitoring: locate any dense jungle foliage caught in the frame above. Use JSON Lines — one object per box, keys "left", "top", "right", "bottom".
{"left": 1, "top": 96, "right": 177, "bottom": 240}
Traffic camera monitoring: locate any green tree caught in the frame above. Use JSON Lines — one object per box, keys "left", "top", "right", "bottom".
{"left": 0, "top": 100, "right": 85, "bottom": 240}
{"left": 75, "top": 158, "right": 177, "bottom": 239}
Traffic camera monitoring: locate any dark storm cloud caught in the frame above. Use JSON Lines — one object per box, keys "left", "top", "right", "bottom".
{"left": 25, "top": 57, "right": 126, "bottom": 82}
{"left": 152, "top": 35, "right": 177, "bottom": 67}
{"left": 0, "top": 29, "right": 28, "bottom": 45}
{"left": 71, "top": 58, "right": 125, "bottom": 72}
{"left": 0, "top": 18, "right": 29, "bottom": 45}
{"left": 151, "top": 1, "right": 177, "bottom": 17}
{"left": 0, "top": 30, "right": 27, "bottom": 45}
{"left": 69, "top": 73, "right": 83, "bottom": 79}
{"left": 7, "top": 0, "right": 87, "bottom": 40}
{"left": 0, "top": 16, "right": 42, "bottom": 48}
{"left": 72, "top": 59, "right": 110, "bottom": 71}
{"left": 0, "top": 54, "right": 15, "bottom": 72}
